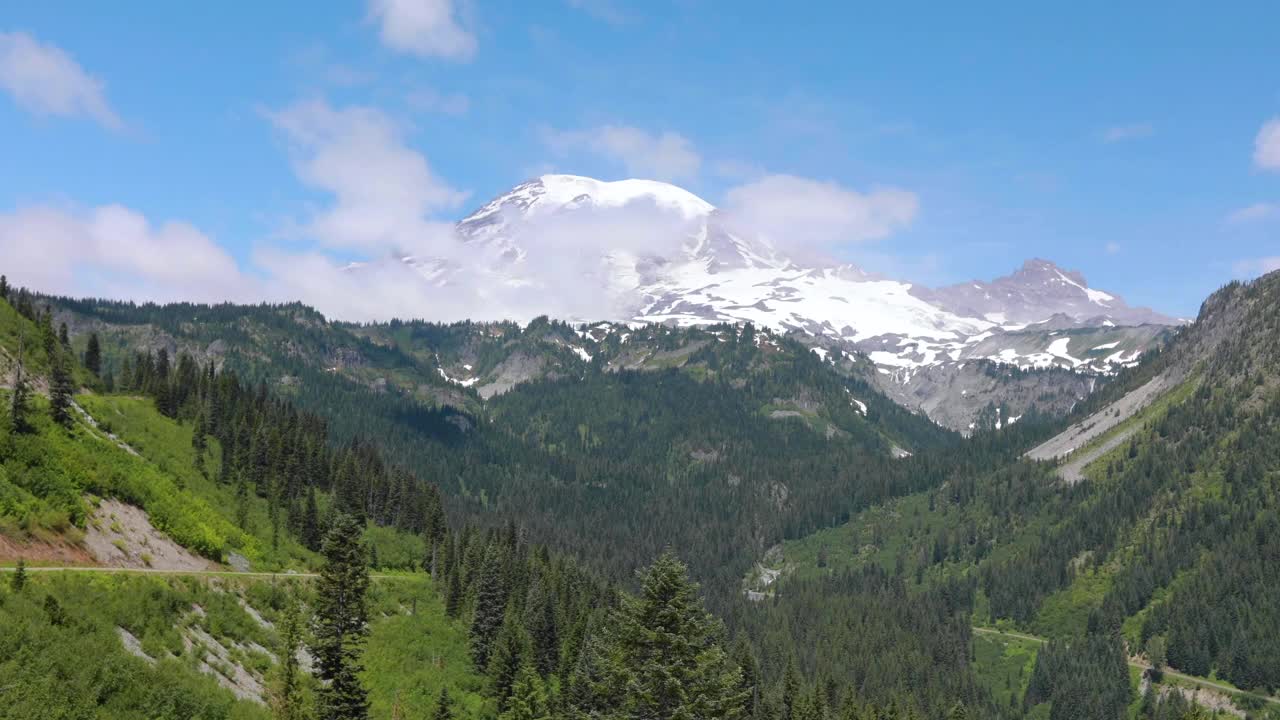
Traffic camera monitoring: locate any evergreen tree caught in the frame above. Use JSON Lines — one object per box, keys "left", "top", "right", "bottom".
{"left": 271, "top": 598, "right": 308, "bottom": 720}
{"left": 488, "top": 615, "right": 531, "bottom": 714}
{"left": 84, "top": 332, "right": 102, "bottom": 376}
{"left": 42, "top": 594, "right": 67, "bottom": 626}
{"left": 732, "top": 638, "right": 760, "bottom": 717}
{"left": 192, "top": 411, "right": 208, "bottom": 454}
{"left": 39, "top": 312, "right": 56, "bottom": 358}
{"left": 11, "top": 558, "right": 26, "bottom": 592}
{"left": 586, "top": 552, "right": 748, "bottom": 720}
{"left": 500, "top": 664, "right": 551, "bottom": 720}
{"left": 49, "top": 350, "right": 75, "bottom": 428}
{"left": 430, "top": 688, "right": 453, "bottom": 720}
{"left": 303, "top": 487, "right": 322, "bottom": 551}
{"left": 525, "top": 578, "right": 560, "bottom": 677}
{"left": 14, "top": 288, "right": 33, "bottom": 318}
{"left": 470, "top": 544, "right": 507, "bottom": 669}
{"left": 1145, "top": 635, "right": 1167, "bottom": 674}
{"left": 58, "top": 322, "right": 70, "bottom": 348}
{"left": 781, "top": 658, "right": 801, "bottom": 720}
{"left": 0, "top": 274, "right": 8, "bottom": 300}
{"left": 235, "top": 470, "right": 251, "bottom": 530}
{"left": 8, "top": 333, "right": 31, "bottom": 433}
{"left": 312, "top": 513, "right": 371, "bottom": 720}
{"left": 445, "top": 564, "right": 463, "bottom": 619}
{"left": 563, "top": 613, "right": 621, "bottom": 718}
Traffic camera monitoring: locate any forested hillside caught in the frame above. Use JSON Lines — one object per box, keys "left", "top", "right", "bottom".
{"left": 3, "top": 281, "right": 993, "bottom": 719}
{"left": 6, "top": 270, "right": 1280, "bottom": 719}
{"left": 37, "top": 293, "right": 973, "bottom": 591}
{"left": 759, "top": 271, "right": 1280, "bottom": 719}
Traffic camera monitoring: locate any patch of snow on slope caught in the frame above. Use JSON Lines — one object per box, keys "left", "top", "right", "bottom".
{"left": 638, "top": 266, "right": 993, "bottom": 348}
{"left": 437, "top": 367, "right": 479, "bottom": 387}
{"left": 1055, "top": 269, "right": 1115, "bottom": 306}
{"left": 1046, "top": 337, "right": 1084, "bottom": 367}
{"left": 1092, "top": 341, "right": 1120, "bottom": 351}
{"left": 844, "top": 387, "right": 868, "bottom": 415}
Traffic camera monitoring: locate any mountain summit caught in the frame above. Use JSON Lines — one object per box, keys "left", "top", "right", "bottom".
{"left": 917, "top": 258, "right": 1177, "bottom": 328}
{"left": 361, "top": 175, "right": 1177, "bottom": 379}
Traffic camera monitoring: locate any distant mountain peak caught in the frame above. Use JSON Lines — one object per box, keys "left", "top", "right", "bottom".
{"left": 353, "top": 174, "right": 1180, "bottom": 379}
{"left": 463, "top": 174, "right": 715, "bottom": 226}
{"left": 915, "top": 258, "right": 1175, "bottom": 328}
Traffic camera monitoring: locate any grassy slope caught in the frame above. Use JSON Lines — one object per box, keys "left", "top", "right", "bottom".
{"left": 0, "top": 298, "right": 93, "bottom": 388}
{"left": 0, "top": 571, "right": 491, "bottom": 720}
{"left": 1, "top": 297, "right": 492, "bottom": 718}
{"left": 1, "top": 392, "right": 260, "bottom": 564}
{"left": 75, "top": 393, "right": 317, "bottom": 570}
{"left": 971, "top": 631, "right": 1040, "bottom": 712}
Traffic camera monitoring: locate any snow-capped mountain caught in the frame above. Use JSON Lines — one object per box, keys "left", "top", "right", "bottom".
{"left": 364, "top": 174, "right": 1178, "bottom": 380}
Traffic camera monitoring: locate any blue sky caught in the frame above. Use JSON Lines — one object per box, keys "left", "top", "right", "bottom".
{"left": 2, "top": 0, "right": 1279, "bottom": 319}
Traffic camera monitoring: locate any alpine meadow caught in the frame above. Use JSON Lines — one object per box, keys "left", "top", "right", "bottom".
{"left": 3, "top": 3, "right": 1280, "bottom": 720}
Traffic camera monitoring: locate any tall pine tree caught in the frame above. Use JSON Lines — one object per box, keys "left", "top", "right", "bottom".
{"left": 499, "top": 664, "right": 551, "bottom": 720}
{"left": 84, "top": 332, "right": 102, "bottom": 376}
{"left": 8, "top": 333, "right": 30, "bottom": 433}
{"left": 430, "top": 688, "right": 453, "bottom": 720}
{"left": 488, "top": 615, "right": 531, "bottom": 714}
{"left": 271, "top": 597, "right": 309, "bottom": 720}
{"left": 49, "top": 350, "right": 74, "bottom": 428}
{"left": 312, "top": 513, "right": 371, "bottom": 720}
{"left": 470, "top": 544, "right": 507, "bottom": 670}
{"left": 577, "top": 552, "right": 748, "bottom": 720}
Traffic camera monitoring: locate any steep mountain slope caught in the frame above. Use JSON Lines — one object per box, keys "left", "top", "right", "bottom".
{"left": 760, "top": 269, "right": 1280, "bottom": 714}
{"left": 341, "top": 174, "right": 1180, "bottom": 428}
{"left": 26, "top": 290, "right": 965, "bottom": 590}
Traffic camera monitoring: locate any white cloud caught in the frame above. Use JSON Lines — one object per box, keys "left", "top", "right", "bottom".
{"left": 1233, "top": 256, "right": 1280, "bottom": 278}
{"left": 0, "top": 204, "right": 248, "bottom": 303}
{"left": 1254, "top": 118, "right": 1280, "bottom": 170}
{"left": 0, "top": 31, "right": 120, "bottom": 129}
{"left": 722, "top": 174, "right": 919, "bottom": 251}
{"left": 544, "top": 125, "right": 702, "bottom": 182}
{"left": 406, "top": 87, "right": 469, "bottom": 115}
{"left": 253, "top": 215, "right": 663, "bottom": 324}
{"left": 1105, "top": 242, "right": 1122, "bottom": 255}
{"left": 1101, "top": 123, "right": 1153, "bottom": 143}
{"left": 367, "top": 0, "right": 476, "bottom": 61}
{"left": 267, "top": 99, "right": 468, "bottom": 253}
{"left": 1225, "top": 202, "right": 1278, "bottom": 224}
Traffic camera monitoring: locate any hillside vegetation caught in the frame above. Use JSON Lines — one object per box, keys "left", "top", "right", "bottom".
{"left": 758, "top": 272, "right": 1280, "bottom": 718}
{"left": 6, "top": 269, "right": 1280, "bottom": 720}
